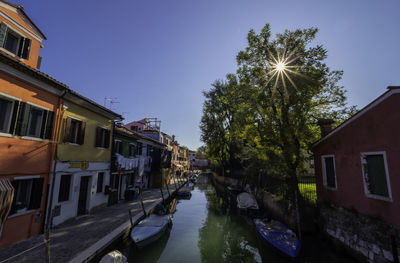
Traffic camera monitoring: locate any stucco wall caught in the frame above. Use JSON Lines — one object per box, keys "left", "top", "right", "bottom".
{"left": 314, "top": 93, "right": 400, "bottom": 227}
{"left": 57, "top": 99, "right": 113, "bottom": 163}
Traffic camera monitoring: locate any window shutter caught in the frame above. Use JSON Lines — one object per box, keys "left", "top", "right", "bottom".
{"left": 45, "top": 111, "right": 55, "bottom": 139}
{"left": 77, "top": 121, "right": 86, "bottom": 145}
{"left": 16, "top": 103, "right": 30, "bottom": 136}
{"left": 0, "top": 23, "right": 7, "bottom": 48}
{"left": 40, "top": 110, "right": 48, "bottom": 139}
{"left": 105, "top": 129, "right": 110, "bottom": 148}
{"left": 28, "top": 178, "right": 44, "bottom": 210}
{"left": 21, "top": 38, "right": 31, "bottom": 59}
{"left": 63, "top": 117, "right": 72, "bottom": 142}
{"left": 17, "top": 37, "right": 24, "bottom": 57}
{"left": 95, "top": 127, "right": 101, "bottom": 147}
{"left": 9, "top": 100, "right": 20, "bottom": 134}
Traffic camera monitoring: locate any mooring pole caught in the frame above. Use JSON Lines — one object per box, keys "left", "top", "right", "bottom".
{"left": 45, "top": 230, "right": 50, "bottom": 263}
{"left": 165, "top": 177, "right": 171, "bottom": 197}
{"left": 139, "top": 191, "right": 146, "bottom": 216}
{"left": 128, "top": 210, "right": 133, "bottom": 227}
{"left": 392, "top": 234, "right": 399, "bottom": 263}
{"left": 173, "top": 175, "right": 178, "bottom": 191}
{"left": 160, "top": 187, "right": 165, "bottom": 204}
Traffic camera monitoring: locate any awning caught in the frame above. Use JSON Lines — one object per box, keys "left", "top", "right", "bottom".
{"left": 0, "top": 178, "right": 14, "bottom": 237}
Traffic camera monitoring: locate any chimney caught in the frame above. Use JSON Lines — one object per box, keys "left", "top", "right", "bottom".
{"left": 317, "top": 119, "right": 335, "bottom": 137}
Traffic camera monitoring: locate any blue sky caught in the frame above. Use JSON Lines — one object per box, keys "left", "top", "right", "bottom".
{"left": 18, "top": 0, "right": 400, "bottom": 150}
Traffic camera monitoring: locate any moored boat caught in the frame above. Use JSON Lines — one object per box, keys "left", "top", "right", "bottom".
{"left": 99, "top": 250, "right": 127, "bottom": 263}
{"left": 227, "top": 184, "right": 242, "bottom": 195}
{"left": 130, "top": 214, "right": 172, "bottom": 248}
{"left": 253, "top": 218, "right": 301, "bottom": 259}
{"left": 236, "top": 192, "right": 259, "bottom": 215}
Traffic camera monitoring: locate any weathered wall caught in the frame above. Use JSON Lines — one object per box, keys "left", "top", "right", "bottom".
{"left": 320, "top": 204, "right": 400, "bottom": 263}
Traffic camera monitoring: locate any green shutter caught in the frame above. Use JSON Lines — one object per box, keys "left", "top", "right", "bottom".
{"left": 28, "top": 178, "right": 44, "bottom": 210}
{"left": 0, "top": 23, "right": 7, "bottom": 48}
{"left": 16, "top": 102, "right": 31, "bottom": 136}
{"left": 40, "top": 110, "right": 48, "bottom": 138}
{"left": 45, "top": 111, "right": 55, "bottom": 139}
{"left": 325, "top": 157, "right": 336, "bottom": 188}
{"left": 21, "top": 38, "right": 31, "bottom": 59}
{"left": 366, "top": 155, "right": 389, "bottom": 197}
{"left": 9, "top": 100, "right": 20, "bottom": 134}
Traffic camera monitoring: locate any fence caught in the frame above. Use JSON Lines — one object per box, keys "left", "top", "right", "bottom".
{"left": 298, "top": 176, "right": 317, "bottom": 205}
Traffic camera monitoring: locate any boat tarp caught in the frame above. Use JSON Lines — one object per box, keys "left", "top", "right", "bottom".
{"left": 237, "top": 192, "right": 258, "bottom": 209}
{"left": 254, "top": 219, "right": 300, "bottom": 258}
{"left": 99, "top": 250, "right": 127, "bottom": 263}
{"left": 137, "top": 214, "right": 170, "bottom": 227}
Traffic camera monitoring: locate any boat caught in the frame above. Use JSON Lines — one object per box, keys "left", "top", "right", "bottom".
{"left": 236, "top": 192, "right": 259, "bottom": 214}
{"left": 253, "top": 219, "right": 301, "bottom": 259}
{"left": 99, "top": 250, "right": 127, "bottom": 263}
{"left": 130, "top": 214, "right": 172, "bottom": 248}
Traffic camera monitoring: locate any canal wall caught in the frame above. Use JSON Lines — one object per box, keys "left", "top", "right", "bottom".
{"left": 320, "top": 203, "right": 400, "bottom": 263}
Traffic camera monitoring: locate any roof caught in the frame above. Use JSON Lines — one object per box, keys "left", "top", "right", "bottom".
{"left": 0, "top": 0, "right": 47, "bottom": 40}
{"left": 0, "top": 46, "right": 122, "bottom": 120}
{"left": 313, "top": 86, "right": 400, "bottom": 148}
{"left": 115, "top": 125, "right": 166, "bottom": 147}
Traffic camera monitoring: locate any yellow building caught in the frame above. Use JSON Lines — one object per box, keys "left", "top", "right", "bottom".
{"left": 49, "top": 90, "right": 121, "bottom": 226}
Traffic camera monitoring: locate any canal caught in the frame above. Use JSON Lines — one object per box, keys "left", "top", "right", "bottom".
{"left": 111, "top": 174, "right": 357, "bottom": 263}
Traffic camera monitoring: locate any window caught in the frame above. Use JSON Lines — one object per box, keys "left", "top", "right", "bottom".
{"left": 137, "top": 142, "right": 143, "bottom": 155}
{"left": 130, "top": 126, "right": 138, "bottom": 131}
{"left": 361, "top": 152, "right": 391, "bottom": 200}
{"left": 96, "top": 127, "right": 110, "bottom": 148}
{"left": 58, "top": 174, "right": 72, "bottom": 202}
{"left": 64, "top": 117, "right": 85, "bottom": 144}
{"left": 129, "top": 143, "right": 136, "bottom": 157}
{"left": 146, "top": 145, "right": 153, "bottom": 156}
{"left": 114, "top": 140, "right": 122, "bottom": 154}
{"left": 321, "top": 155, "right": 336, "bottom": 189}
{"left": 0, "top": 23, "right": 31, "bottom": 59}
{"left": 0, "top": 96, "right": 15, "bottom": 133}
{"left": 1, "top": 100, "right": 55, "bottom": 139}
{"left": 10, "top": 178, "right": 44, "bottom": 215}
{"left": 97, "top": 172, "right": 104, "bottom": 193}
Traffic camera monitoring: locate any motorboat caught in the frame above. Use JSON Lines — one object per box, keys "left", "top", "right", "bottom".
{"left": 130, "top": 214, "right": 172, "bottom": 248}
{"left": 253, "top": 218, "right": 301, "bottom": 259}
{"left": 236, "top": 192, "right": 259, "bottom": 215}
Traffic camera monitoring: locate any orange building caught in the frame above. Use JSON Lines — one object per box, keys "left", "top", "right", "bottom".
{"left": 0, "top": 1, "right": 68, "bottom": 247}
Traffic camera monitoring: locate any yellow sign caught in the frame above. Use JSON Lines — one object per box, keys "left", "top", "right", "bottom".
{"left": 69, "top": 161, "right": 89, "bottom": 170}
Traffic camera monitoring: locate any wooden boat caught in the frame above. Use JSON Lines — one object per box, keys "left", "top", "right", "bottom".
{"left": 253, "top": 219, "right": 301, "bottom": 259}
{"left": 236, "top": 192, "right": 259, "bottom": 213}
{"left": 130, "top": 214, "right": 172, "bottom": 248}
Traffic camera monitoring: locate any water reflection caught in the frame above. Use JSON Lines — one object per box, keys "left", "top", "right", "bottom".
{"left": 198, "top": 184, "right": 261, "bottom": 263}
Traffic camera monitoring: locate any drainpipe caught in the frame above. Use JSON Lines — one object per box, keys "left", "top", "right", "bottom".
{"left": 44, "top": 89, "right": 67, "bottom": 263}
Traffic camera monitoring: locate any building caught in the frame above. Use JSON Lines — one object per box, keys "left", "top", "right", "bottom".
{"left": 313, "top": 86, "right": 400, "bottom": 262}
{"left": 48, "top": 91, "right": 121, "bottom": 226}
{"left": 0, "top": 0, "right": 67, "bottom": 247}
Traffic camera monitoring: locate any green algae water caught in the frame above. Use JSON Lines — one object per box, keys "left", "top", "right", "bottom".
{"left": 112, "top": 175, "right": 356, "bottom": 263}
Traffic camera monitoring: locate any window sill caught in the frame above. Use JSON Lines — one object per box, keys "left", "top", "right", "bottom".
{"left": 0, "top": 132, "right": 14, "bottom": 138}
{"left": 8, "top": 209, "right": 36, "bottom": 219}
{"left": 323, "top": 185, "right": 337, "bottom": 191}
{"left": 21, "top": 136, "right": 45, "bottom": 142}
{"left": 366, "top": 193, "right": 392, "bottom": 202}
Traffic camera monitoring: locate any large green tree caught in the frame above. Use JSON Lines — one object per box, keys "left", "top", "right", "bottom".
{"left": 201, "top": 24, "right": 355, "bottom": 191}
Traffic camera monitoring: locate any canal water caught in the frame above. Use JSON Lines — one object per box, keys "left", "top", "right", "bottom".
{"left": 113, "top": 175, "right": 357, "bottom": 263}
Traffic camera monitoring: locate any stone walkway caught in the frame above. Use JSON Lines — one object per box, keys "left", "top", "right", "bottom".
{"left": 0, "top": 181, "right": 185, "bottom": 263}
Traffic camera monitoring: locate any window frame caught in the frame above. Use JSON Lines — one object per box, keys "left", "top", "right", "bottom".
{"left": 128, "top": 143, "right": 136, "bottom": 157}
{"left": 0, "top": 93, "right": 18, "bottom": 135}
{"left": 360, "top": 151, "right": 392, "bottom": 202}
{"left": 0, "top": 22, "right": 31, "bottom": 59}
{"left": 9, "top": 176, "right": 43, "bottom": 217}
{"left": 64, "top": 116, "right": 85, "bottom": 145}
{"left": 321, "top": 154, "right": 337, "bottom": 190}
{"left": 96, "top": 126, "right": 110, "bottom": 149}
{"left": 114, "top": 139, "right": 123, "bottom": 154}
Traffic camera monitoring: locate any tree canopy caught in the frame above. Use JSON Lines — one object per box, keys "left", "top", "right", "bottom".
{"left": 200, "top": 24, "right": 356, "bottom": 187}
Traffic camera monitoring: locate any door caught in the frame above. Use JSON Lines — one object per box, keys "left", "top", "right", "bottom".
{"left": 77, "top": 176, "right": 90, "bottom": 216}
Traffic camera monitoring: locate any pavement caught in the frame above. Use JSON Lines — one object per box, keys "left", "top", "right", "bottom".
{"left": 0, "top": 180, "right": 185, "bottom": 263}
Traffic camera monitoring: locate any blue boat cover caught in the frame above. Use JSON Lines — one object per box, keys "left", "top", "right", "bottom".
{"left": 131, "top": 214, "right": 170, "bottom": 243}
{"left": 253, "top": 219, "right": 301, "bottom": 258}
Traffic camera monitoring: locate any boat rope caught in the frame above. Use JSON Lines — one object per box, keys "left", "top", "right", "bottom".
{"left": 0, "top": 239, "right": 48, "bottom": 263}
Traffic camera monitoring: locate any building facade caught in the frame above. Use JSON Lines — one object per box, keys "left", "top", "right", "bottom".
{"left": 49, "top": 92, "right": 121, "bottom": 226}
{"left": 313, "top": 86, "right": 400, "bottom": 262}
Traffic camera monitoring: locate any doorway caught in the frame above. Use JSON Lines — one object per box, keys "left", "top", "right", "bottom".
{"left": 77, "top": 176, "right": 90, "bottom": 216}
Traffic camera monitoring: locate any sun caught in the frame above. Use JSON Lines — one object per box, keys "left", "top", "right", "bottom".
{"left": 276, "top": 61, "right": 286, "bottom": 71}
